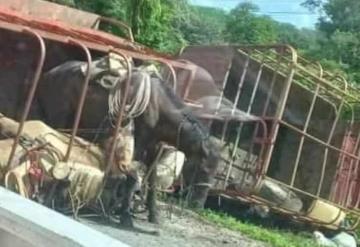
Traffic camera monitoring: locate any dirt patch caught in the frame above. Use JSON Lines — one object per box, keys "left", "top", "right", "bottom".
{"left": 80, "top": 203, "right": 267, "bottom": 247}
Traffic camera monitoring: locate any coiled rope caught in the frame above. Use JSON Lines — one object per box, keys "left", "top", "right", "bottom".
{"left": 108, "top": 69, "right": 151, "bottom": 124}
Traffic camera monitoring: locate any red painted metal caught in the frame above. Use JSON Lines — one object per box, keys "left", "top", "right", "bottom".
{"left": 6, "top": 28, "right": 46, "bottom": 170}
{"left": 64, "top": 39, "right": 92, "bottom": 162}
{"left": 104, "top": 49, "right": 132, "bottom": 177}
{"left": 331, "top": 132, "right": 360, "bottom": 208}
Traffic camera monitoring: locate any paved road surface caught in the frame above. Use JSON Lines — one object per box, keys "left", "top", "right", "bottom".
{"left": 82, "top": 203, "right": 267, "bottom": 247}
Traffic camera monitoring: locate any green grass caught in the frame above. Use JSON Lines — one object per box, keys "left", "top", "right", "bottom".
{"left": 199, "top": 210, "right": 318, "bottom": 247}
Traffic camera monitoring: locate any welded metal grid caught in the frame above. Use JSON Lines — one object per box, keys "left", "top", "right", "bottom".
{"left": 179, "top": 44, "right": 360, "bottom": 229}
{"left": 0, "top": 6, "right": 198, "bottom": 193}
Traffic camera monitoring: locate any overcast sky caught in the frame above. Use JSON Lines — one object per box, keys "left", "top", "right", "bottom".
{"left": 190, "top": 0, "right": 320, "bottom": 29}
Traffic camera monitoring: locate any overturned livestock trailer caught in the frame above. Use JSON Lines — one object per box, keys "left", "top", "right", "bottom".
{"left": 179, "top": 45, "right": 360, "bottom": 230}
{"left": 0, "top": 0, "right": 204, "bottom": 217}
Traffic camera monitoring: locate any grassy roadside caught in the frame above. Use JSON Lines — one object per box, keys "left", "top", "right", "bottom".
{"left": 198, "top": 209, "right": 318, "bottom": 247}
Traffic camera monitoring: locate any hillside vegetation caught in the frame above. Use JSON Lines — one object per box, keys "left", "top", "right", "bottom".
{"left": 46, "top": 0, "right": 360, "bottom": 84}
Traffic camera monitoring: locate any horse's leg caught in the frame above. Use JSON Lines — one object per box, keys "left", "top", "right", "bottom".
{"left": 119, "top": 174, "right": 137, "bottom": 227}
{"left": 141, "top": 142, "right": 161, "bottom": 224}
{"left": 146, "top": 162, "right": 158, "bottom": 223}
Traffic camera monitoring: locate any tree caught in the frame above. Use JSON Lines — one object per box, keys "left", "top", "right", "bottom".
{"left": 320, "top": 0, "right": 360, "bottom": 34}
{"left": 176, "top": 6, "right": 227, "bottom": 46}
{"left": 300, "top": 0, "right": 360, "bottom": 83}
{"left": 225, "top": 2, "right": 278, "bottom": 44}
{"left": 301, "top": 0, "right": 324, "bottom": 11}
{"left": 46, "top": 0, "right": 188, "bottom": 53}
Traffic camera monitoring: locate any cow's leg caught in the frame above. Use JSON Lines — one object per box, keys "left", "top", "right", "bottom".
{"left": 119, "top": 174, "right": 137, "bottom": 227}
{"left": 147, "top": 163, "right": 158, "bottom": 223}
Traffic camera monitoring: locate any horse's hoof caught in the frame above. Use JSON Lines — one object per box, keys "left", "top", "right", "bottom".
{"left": 120, "top": 214, "right": 134, "bottom": 228}
{"left": 148, "top": 214, "right": 159, "bottom": 224}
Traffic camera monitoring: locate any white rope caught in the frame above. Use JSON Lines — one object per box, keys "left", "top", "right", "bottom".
{"left": 125, "top": 72, "right": 151, "bottom": 119}
{"left": 108, "top": 77, "right": 123, "bottom": 124}
{"left": 108, "top": 70, "right": 152, "bottom": 125}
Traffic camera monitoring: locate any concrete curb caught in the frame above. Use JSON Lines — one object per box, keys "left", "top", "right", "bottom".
{"left": 0, "top": 186, "right": 130, "bottom": 247}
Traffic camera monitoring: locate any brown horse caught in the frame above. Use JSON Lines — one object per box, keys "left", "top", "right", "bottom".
{"left": 34, "top": 58, "right": 220, "bottom": 226}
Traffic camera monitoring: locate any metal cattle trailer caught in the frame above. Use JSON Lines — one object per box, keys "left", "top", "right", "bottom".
{"left": 2, "top": 0, "right": 360, "bottom": 232}
{"left": 179, "top": 45, "right": 360, "bottom": 230}
{"left": 0, "top": 0, "right": 199, "bottom": 203}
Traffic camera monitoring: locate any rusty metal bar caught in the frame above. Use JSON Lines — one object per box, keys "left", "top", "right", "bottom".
{"left": 213, "top": 59, "right": 233, "bottom": 118}
{"left": 6, "top": 28, "right": 46, "bottom": 169}
{"left": 229, "top": 62, "right": 265, "bottom": 147}
{"left": 261, "top": 47, "right": 298, "bottom": 175}
{"left": 240, "top": 44, "right": 360, "bottom": 102}
{"left": 330, "top": 129, "right": 358, "bottom": 204}
{"left": 224, "top": 62, "right": 266, "bottom": 189}
{"left": 333, "top": 74, "right": 348, "bottom": 92}
{"left": 0, "top": 20, "right": 196, "bottom": 71}
{"left": 316, "top": 62, "right": 324, "bottom": 78}
{"left": 290, "top": 83, "right": 321, "bottom": 186}
{"left": 242, "top": 63, "right": 267, "bottom": 177}
{"left": 64, "top": 39, "right": 92, "bottom": 162}
{"left": 323, "top": 73, "right": 349, "bottom": 92}
{"left": 223, "top": 119, "right": 268, "bottom": 189}
{"left": 349, "top": 218, "right": 360, "bottom": 231}
{"left": 355, "top": 169, "right": 360, "bottom": 208}
{"left": 239, "top": 49, "right": 287, "bottom": 191}
{"left": 275, "top": 119, "right": 360, "bottom": 162}
{"left": 296, "top": 65, "right": 358, "bottom": 101}
{"left": 316, "top": 102, "right": 344, "bottom": 196}
{"left": 97, "top": 16, "right": 134, "bottom": 42}
{"left": 159, "top": 60, "right": 177, "bottom": 92}
{"left": 205, "top": 57, "right": 234, "bottom": 135}
{"left": 297, "top": 57, "right": 323, "bottom": 78}
{"left": 177, "top": 45, "right": 186, "bottom": 56}
{"left": 247, "top": 64, "right": 265, "bottom": 115}
{"left": 104, "top": 49, "right": 132, "bottom": 176}
{"left": 336, "top": 113, "right": 355, "bottom": 206}
{"left": 341, "top": 108, "right": 359, "bottom": 206}
{"left": 220, "top": 54, "right": 251, "bottom": 143}
{"left": 243, "top": 51, "right": 285, "bottom": 178}
{"left": 345, "top": 171, "right": 357, "bottom": 207}
{"left": 252, "top": 50, "right": 283, "bottom": 126}
{"left": 317, "top": 101, "right": 346, "bottom": 196}
{"left": 349, "top": 132, "right": 360, "bottom": 208}
{"left": 292, "top": 76, "right": 343, "bottom": 107}
{"left": 173, "top": 59, "right": 198, "bottom": 100}
{"left": 268, "top": 49, "right": 349, "bottom": 97}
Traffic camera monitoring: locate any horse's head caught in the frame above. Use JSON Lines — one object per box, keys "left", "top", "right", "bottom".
{"left": 182, "top": 131, "right": 221, "bottom": 208}
{"left": 180, "top": 116, "right": 220, "bottom": 207}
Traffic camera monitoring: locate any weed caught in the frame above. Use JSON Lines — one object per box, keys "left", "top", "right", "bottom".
{"left": 199, "top": 209, "right": 318, "bottom": 247}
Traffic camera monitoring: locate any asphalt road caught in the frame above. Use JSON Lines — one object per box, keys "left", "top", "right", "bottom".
{"left": 81, "top": 203, "right": 267, "bottom": 247}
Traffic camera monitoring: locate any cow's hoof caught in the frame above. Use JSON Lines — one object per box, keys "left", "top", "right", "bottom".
{"left": 120, "top": 214, "right": 134, "bottom": 228}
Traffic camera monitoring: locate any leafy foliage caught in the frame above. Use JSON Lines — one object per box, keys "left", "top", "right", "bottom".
{"left": 176, "top": 6, "right": 227, "bottom": 45}
{"left": 225, "top": 3, "right": 278, "bottom": 44}
{"left": 46, "top": 0, "right": 360, "bottom": 84}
